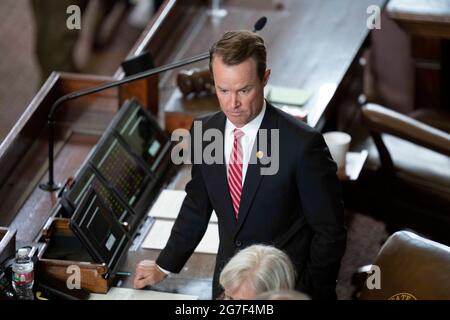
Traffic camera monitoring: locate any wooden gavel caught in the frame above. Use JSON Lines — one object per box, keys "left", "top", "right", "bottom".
{"left": 176, "top": 67, "right": 215, "bottom": 96}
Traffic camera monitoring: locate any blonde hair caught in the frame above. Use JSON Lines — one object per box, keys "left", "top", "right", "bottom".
{"left": 219, "top": 244, "right": 296, "bottom": 296}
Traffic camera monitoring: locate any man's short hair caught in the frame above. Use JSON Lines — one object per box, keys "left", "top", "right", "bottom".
{"left": 209, "top": 30, "right": 267, "bottom": 81}
{"left": 219, "top": 244, "right": 296, "bottom": 296}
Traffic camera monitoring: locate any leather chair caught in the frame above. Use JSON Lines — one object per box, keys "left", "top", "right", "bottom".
{"left": 360, "top": 103, "right": 450, "bottom": 244}
{"left": 355, "top": 230, "right": 450, "bottom": 300}
{"left": 408, "top": 108, "right": 450, "bottom": 134}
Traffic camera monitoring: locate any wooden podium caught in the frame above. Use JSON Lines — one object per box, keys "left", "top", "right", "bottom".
{"left": 0, "top": 71, "right": 157, "bottom": 241}
{"left": 0, "top": 72, "right": 162, "bottom": 294}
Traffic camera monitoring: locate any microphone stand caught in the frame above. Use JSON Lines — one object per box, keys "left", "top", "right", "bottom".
{"left": 39, "top": 52, "right": 209, "bottom": 191}
{"left": 40, "top": 17, "right": 267, "bottom": 191}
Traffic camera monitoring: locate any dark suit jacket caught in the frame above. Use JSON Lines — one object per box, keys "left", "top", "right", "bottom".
{"left": 156, "top": 102, "right": 347, "bottom": 300}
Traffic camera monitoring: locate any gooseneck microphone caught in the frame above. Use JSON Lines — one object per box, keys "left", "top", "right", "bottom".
{"left": 253, "top": 16, "right": 267, "bottom": 32}
{"left": 40, "top": 17, "right": 268, "bottom": 191}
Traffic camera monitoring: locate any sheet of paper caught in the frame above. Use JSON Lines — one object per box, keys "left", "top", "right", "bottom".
{"left": 148, "top": 189, "right": 218, "bottom": 223}
{"left": 89, "top": 287, "right": 198, "bottom": 300}
{"left": 141, "top": 219, "right": 219, "bottom": 254}
{"left": 346, "top": 150, "right": 368, "bottom": 180}
{"left": 265, "top": 84, "right": 311, "bottom": 106}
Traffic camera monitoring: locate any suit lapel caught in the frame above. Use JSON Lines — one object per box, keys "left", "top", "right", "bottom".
{"left": 234, "top": 103, "right": 277, "bottom": 237}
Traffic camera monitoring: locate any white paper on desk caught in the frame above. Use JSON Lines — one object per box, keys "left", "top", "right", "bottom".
{"left": 89, "top": 287, "right": 198, "bottom": 300}
{"left": 141, "top": 219, "right": 219, "bottom": 254}
{"left": 148, "top": 189, "right": 218, "bottom": 223}
{"left": 345, "top": 150, "right": 368, "bottom": 180}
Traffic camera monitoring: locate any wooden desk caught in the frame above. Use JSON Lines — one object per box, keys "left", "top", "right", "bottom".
{"left": 153, "top": 0, "right": 386, "bottom": 132}
{"left": 0, "top": 0, "right": 385, "bottom": 299}
{"left": 387, "top": 0, "right": 450, "bottom": 38}
{"left": 387, "top": 0, "right": 450, "bottom": 110}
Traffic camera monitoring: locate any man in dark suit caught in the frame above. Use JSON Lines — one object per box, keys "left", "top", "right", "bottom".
{"left": 133, "top": 31, "right": 346, "bottom": 300}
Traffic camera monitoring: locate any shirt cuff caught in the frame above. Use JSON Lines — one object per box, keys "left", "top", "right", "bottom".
{"left": 156, "top": 264, "right": 171, "bottom": 275}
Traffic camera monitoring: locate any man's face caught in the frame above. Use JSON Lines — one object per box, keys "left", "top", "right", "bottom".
{"left": 212, "top": 55, "right": 270, "bottom": 128}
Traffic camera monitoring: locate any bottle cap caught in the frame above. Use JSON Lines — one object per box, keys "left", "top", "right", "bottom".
{"left": 17, "top": 248, "right": 29, "bottom": 258}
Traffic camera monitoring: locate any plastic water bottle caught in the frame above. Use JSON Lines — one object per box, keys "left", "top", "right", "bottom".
{"left": 12, "top": 248, "right": 34, "bottom": 300}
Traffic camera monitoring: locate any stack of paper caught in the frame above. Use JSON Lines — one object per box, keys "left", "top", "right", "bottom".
{"left": 142, "top": 189, "right": 219, "bottom": 254}
{"left": 89, "top": 287, "right": 198, "bottom": 300}
{"left": 345, "top": 150, "right": 369, "bottom": 181}
{"left": 265, "top": 85, "right": 311, "bottom": 106}
{"left": 142, "top": 219, "right": 219, "bottom": 254}
{"left": 148, "top": 189, "right": 217, "bottom": 222}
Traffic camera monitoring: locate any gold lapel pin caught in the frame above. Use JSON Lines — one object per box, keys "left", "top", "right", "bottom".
{"left": 256, "top": 151, "right": 264, "bottom": 159}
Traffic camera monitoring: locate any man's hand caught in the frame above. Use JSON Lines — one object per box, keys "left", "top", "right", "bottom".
{"left": 133, "top": 260, "right": 167, "bottom": 289}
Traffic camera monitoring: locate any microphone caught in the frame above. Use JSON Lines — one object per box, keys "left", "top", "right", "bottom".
{"left": 39, "top": 17, "right": 268, "bottom": 191}
{"left": 253, "top": 16, "right": 267, "bottom": 32}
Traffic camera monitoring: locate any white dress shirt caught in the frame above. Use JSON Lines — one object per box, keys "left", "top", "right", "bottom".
{"left": 224, "top": 100, "right": 266, "bottom": 186}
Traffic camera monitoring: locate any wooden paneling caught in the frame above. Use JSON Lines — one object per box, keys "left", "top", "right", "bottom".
{"left": 388, "top": 0, "right": 450, "bottom": 111}
{"left": 412, "top": 37, "right": 441, "bottom": 60}
{"left": 411, "top": 37, "right": 441, "bottom": 110}
{"left": 415, "top": 66, "right": 441, "bottom": 110}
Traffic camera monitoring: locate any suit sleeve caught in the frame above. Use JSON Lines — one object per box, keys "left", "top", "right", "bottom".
{"left": 156, "top": 131, "right": 213, "bottom": 273}
{"left": 295, "top": 132, "right": 347, "bottom": 300}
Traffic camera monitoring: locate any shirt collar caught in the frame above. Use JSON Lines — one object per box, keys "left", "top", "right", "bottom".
{"left": 225, "top": 100, "right": 266, "bottom": 138}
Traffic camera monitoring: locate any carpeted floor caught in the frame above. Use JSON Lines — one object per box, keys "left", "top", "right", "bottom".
{"left": 336, "top": 210, "right": 389, "bottom": 300}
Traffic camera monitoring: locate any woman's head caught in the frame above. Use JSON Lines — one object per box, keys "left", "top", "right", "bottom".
{"left": 219, "top": 244, "right": 296, "bottom": 300}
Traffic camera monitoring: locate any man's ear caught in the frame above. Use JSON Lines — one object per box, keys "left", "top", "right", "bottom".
{"left": 263, "top": 69, "right": 271, "bottom": 86}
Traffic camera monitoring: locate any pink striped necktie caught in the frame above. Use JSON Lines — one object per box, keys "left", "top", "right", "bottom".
{"left": 228, "top": 128, "right": 245, "bottom": 219}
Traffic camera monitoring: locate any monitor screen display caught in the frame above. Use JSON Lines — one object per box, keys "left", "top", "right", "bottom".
{"left": 90, "top": 136, "right": 149, "bottom": 208}
{"left": 115, "top": 103, "right": 168, "bottom": 171}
